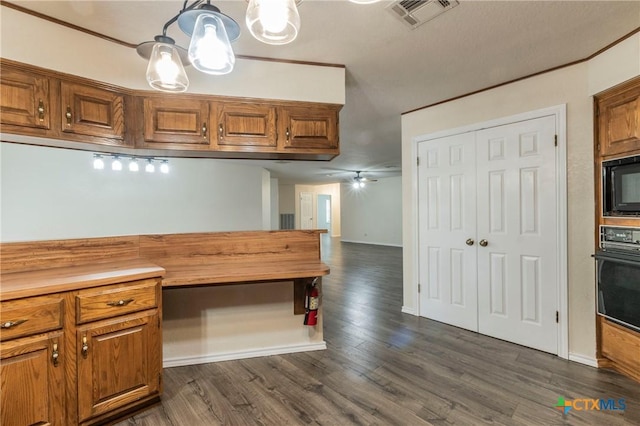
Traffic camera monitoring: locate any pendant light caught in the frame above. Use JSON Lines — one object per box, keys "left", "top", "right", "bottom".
{"left": 246, "top": 0, "right": 300, "bottom": 45}
{"left": 178, "top": 1, "right": 240, "bottom": 75}
{"left": 187, "top": 13, "right": 235, "bottom": 75}
{"left": 139, "top": 35, "right": 189, "bottom": 92}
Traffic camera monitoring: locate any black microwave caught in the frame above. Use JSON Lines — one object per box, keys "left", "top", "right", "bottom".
{"left": 602, "top": 154, "right": 640, "bottom": 216}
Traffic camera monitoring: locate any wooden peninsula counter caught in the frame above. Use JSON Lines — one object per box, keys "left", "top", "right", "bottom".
{"left": 0, "top": 230, "right": 328, "bottom": 426}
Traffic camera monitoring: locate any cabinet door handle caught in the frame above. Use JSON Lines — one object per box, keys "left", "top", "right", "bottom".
{"left": 106, "top": 298, "right": 134, "bottom": 307}
{"left": 37, "top": 99, "right": 45, "bottom": 121}
{"left": 81, "top": 336, "right": 89, "bottom": 357}
{"left": 286, "top": 127, "right": 290, "bottom": 141}
{"left": 2, "top": 319, "right": 27, "bottom": 329}
{"left": 65, "top": 106, "right": 72, "bottom": 126}
{"left": 218, "top": 123, "right": 223, "bottom": 141}
{"left": 202, "top": 122, "right": 207, "bottom": 138}
{"left": 52, "top": 343, "right": 59, "bottom": 366}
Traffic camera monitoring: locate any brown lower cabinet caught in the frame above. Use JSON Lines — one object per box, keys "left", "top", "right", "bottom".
{"left": 77, "top": 311, "right": 161, "bottom": 423}
{"left": 0, "top": 276, "right": 163, "bottom": 426}
{"left": 1, "top": 332, "right": 65, "bottom": 426}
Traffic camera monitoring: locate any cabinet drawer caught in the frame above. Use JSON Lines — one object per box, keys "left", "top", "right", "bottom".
{"left": 76, "top": 278, "right": 159, "bottom": 324}
{"left": 0, "top": 296, "right": 64, "bottom": 341}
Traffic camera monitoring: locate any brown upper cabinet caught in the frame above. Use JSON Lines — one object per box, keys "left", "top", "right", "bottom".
{"left": 596, "top": 76, "right": 640, "bottom": 158}
{"left": 142, "top": 97, "right": 211, "bottom": 149}
{"left": 0, "top": 66, "right": 51, "bottom": 133}
{"left": 214, "top": 102, "right": 278, "bottom": 150}
{"left": 60, "top": 82, "right": 125, "bottom": 142}
{"left": 279, "top": 105, "right": 339, "bottom": 151}
{"left": 0, "top": 59, "right": 341, "bottom": 160}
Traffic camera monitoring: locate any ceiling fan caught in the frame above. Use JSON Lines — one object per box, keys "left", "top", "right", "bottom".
{"left": 352, "top": 171, "right": 377, "bottom": 188}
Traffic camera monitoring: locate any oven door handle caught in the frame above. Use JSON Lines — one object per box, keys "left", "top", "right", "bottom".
{"left": 592, "top": 251, "right": 640, "bottom": 266}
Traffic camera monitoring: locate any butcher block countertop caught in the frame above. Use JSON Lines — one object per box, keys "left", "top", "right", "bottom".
{"left": 0, "top": 259, "right": 165, "bottom": 301}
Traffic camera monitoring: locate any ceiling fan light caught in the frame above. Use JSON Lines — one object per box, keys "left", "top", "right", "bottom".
{"left": 246, "top": 0, "right": 300, "bottom": 45}
{"left": 145, "top": 40, "right": 189, "bottom": 92}
{"left": 188, "top": 13, "right": 236, "bottom": 75}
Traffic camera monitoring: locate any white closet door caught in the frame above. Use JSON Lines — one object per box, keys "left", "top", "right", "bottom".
{"left": 418, "top": 132, "right": 478, "bottom": 332}
{"left": 476, "top": 115, "right": 558, "bottom": 354}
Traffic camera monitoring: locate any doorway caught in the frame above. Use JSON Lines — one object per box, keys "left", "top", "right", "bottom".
{"left": 317, "top": 194, "right": 332, "bottom": 233}
{"left": 300, "top": 192, "right": 314, "bottom": 230}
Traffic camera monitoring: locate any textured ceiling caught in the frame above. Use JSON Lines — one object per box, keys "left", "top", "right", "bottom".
{"left": 6, "top": 0, "right": 640, "bottom": 184}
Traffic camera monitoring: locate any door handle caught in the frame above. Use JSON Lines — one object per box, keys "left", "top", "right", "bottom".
{"left": 479, "top": 239, "right": 488, "bottom": 247}
{"left": 465, "top": 238, "right": 475, "bottom": 246}
{"left": 81, "top": 336, "right": 89, "bottom": 357}
{"left": 65, "top": 106, "right": 72, "bottom": 126}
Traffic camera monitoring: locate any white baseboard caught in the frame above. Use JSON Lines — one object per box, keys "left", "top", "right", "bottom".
{"left": 568, "top": 352, "right": 598, "bottom": 368}
{"left": 340, "top": 239, "right": 403, "bottom": 248}
{"left": 401, "top": 306, "right": 417, "bottom": 316}
{"left": 163, "top": 341, "right": 327, "bottom": 368}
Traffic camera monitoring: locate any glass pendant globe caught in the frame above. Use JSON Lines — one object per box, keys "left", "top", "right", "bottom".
{"left": 188, "top": 13, "right": 235, "bottom": 75}
{"left": 146, "top": 42, "right": 189, "bottom": 92}
{"left": 246, "top": 0, "right": 300, "bottom": 45}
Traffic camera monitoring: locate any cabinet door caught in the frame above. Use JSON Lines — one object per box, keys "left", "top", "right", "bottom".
{"left": 143, "top": 97, "right": 210, "bottom": 148}
{"left": 598, "top": 79, "right": 640, "bottom": 157}
{"left": 1, "top": 332, "right": 65, "bottom": 426}
{"left": 76, "top": 310, "right": 161, "bottom": 423}
{"left": 0, "top": 67, "right": 50, "bottom": 130}
{"left": 279, "top": 106, "right": 339, "bottom": 151}
{"left": 214, "top": 102, "right": 277, "bottom": 150}
{"left": 60, "top": 82, "right": 125, "bottom": 141}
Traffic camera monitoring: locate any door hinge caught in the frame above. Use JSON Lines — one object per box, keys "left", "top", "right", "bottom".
{"left": 417, "top": 157, "right": 420, "bottom": 167}
{"left": 556, "top": 311, "right": 559, "bottom": 323}
{"left": 554, "top": 135, "right": 558, "bottom": 147}
{"left": 418, "top": 283, "right": 421, "bottom": 293}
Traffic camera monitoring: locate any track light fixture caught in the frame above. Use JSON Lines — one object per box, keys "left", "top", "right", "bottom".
{"left": 128, "top": 158, "right": 140, "bottom": 172}
{"left": 93, "top": 154, "right": 169, "bottom": 174}
{"left": 111, "top": 156, "right": 123, "bottom": 171}
{"left": 145, "top": 160, "right": 156, "bottom": 173}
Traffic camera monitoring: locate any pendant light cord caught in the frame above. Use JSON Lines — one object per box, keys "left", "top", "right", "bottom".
{"left": 162, "top": 0, "right": 204, "bottom": 36}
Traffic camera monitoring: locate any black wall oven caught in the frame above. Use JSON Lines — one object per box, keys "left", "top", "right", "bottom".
{"left": 594, "top": 226, "right": 640, "bottom": 332}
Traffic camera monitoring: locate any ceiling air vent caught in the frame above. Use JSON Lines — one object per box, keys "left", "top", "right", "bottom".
{"left": 387, "top": 0, "right": 459, "bottom": 30}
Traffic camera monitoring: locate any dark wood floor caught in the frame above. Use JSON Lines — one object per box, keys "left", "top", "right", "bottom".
{"left": 116, "top": 237, "right": 640, "bottom": 425}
